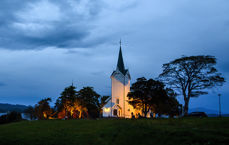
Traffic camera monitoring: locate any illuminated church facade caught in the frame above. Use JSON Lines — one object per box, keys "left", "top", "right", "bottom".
{"left": 103, "top": 44, "right": 138, "bottom": 118}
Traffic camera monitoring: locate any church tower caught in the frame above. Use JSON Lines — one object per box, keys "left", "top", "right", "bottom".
{"left": 103, "top": 42, "right": 135, "bottom": 118}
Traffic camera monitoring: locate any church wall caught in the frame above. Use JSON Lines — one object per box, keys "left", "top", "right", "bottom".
{"left": 111, "top": 74, "right": 135, "bottom": 118}
{"left": 111, "top": 76, "right": 125, "bottom": 117}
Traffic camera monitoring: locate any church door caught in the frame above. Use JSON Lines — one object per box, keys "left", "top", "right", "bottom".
{"left": 113, "top": 109, "right": 117, "bottom": 116}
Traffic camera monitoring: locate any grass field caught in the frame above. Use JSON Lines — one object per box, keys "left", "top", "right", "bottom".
{"left": 0, "top": 118, "right": 228, "bottom": 145}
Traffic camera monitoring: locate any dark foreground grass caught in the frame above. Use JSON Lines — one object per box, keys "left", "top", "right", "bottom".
{"left": 0, "top": 118, "right": 228, "bottom": 145}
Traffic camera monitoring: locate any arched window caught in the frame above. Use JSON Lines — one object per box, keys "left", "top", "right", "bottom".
{"left": 116, "top": 98, "right": 119, "bottom": 104}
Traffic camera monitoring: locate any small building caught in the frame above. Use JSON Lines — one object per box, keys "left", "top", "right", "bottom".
{"left": 103, "top": 43, "right": 139, "bottom": 118}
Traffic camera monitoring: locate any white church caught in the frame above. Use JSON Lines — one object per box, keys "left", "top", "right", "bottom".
{"left": 102, "top": 43, "right": 140, "bottom": 118}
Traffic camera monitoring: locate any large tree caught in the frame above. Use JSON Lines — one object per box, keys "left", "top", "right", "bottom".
{"left": 78, "top": 87, "right": 101, "bottom": 118}
{"left": 159, "top": 55, "right": 225, "bottom": 115}
{"left": 77, "top": 87, "right": 110, "bottom": 118}
{"left": 127, "top": 77, "right": 151, "bottom": 117}
{"left": 127, "top": 77, "right": 174, "bottom": 117}
{"left": 56, "top": 85, "right": 82, "bottom": 119}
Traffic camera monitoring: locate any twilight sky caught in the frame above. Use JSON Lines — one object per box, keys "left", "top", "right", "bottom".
{"left": 0, "top": 0, "right": 228, "bottom": 113}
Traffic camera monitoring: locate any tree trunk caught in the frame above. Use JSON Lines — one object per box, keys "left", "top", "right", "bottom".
{"left": 184, "top": 98, "right": 189, "bottom": 116}
{"left": 143, "top": 104, "right": 148, "bottom": 118}
{"left": 144, "top": 111, "right": 147, "bottom": 118}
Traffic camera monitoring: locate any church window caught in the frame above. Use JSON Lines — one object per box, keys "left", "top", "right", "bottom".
{"left": 116, "top": 99, "right": 119, "bottom": 104}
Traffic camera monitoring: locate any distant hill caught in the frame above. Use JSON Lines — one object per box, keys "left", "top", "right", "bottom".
{"left": 0, "top": 103, "right": 28, "bottom": 113}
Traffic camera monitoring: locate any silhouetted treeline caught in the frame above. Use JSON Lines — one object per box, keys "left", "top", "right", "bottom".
{"left": 25, "top": 86, "right": 109, "bottom": 120}
{"left": 0, "top": 111, "right": 22, "bottom": 124}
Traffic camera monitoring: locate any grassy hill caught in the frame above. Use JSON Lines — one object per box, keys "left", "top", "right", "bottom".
{"left": 0, "top": 118, "right": 228, "bottom": 145}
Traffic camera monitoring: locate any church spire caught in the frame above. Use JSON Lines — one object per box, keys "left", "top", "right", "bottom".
{"left": 116, "top": 40, "right": 126, "bottom": 75}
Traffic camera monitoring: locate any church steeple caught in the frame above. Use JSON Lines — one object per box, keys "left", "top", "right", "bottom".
{"left": 116, "top": 40, "right": 126, "bottom": 75}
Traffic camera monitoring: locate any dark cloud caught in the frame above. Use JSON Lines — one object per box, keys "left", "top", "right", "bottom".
{"left": 0, "top": 0, "right": 32, "bottom": 24}
{"left": 0, "top": 0, "right": 104, "bottom": 50}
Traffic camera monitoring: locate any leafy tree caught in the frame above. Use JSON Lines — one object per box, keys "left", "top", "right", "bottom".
{"left": 78, "top": 87, "right": 100, "bottom": 118}
{"left": 166, "top": 96, "right": 182, "bottom": 117}
{"left": 58, "top": 85, "right": 78, "bottom": 118}
{"left": 151, "top": 88, "right": 179, "bottom": 117}
{"left": 128, "top": 77, "right": 181, "bottom": 117}
{"left": 72, "top": 98, "right": 88, "bottom": 118}
{"left": 34, "top": 98, "right": 52, "bottom": 120}
{"left": 128, "top": 77, "right": 166, "bottom": 117}
{"left": 153, "top": 95, "right": 181, "bottom": 118}
{"left": 166, "top": 88, "right": 182, "bottom": 117}
{"left": 159, "top": 55, "right": 225, "bottom": 115}
{"left": 127, "top": 77, "right": 150, "bottom": 117}
{"left": 24, "top": 106, "right": 36, "bottom": 120}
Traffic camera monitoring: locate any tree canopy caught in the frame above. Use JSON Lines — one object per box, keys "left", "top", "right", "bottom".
{"left": 128, "top": 77, "right": 180, "bottom": 117}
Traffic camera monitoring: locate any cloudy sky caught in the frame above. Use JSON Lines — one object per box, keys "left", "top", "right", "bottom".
{"left": 0, "top": 0, "right": 228, "bottom": 113}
